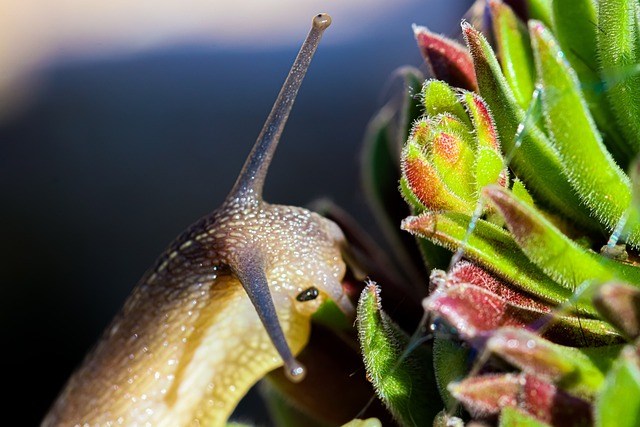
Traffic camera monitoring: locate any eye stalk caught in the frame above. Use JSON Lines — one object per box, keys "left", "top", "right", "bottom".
{"left": 313, "top": 13, "right": 332, "bottom": 31}
{"left": 224, "top": 14, "right": 333, "bottom": 383}
{"left": 229, "top": 13, "right": 332, "bottom": 201}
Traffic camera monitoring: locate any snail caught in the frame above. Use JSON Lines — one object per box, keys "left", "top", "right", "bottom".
{"left": 42, "top": 13, "right": 354, "bottom": 427}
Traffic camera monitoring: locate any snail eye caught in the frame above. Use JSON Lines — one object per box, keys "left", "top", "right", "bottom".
{"left": 296, "top": 287, "right": 319, "bottom": 302}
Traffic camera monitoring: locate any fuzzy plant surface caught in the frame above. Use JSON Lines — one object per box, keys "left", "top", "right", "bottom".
{"left": 355, "top": 0, "right": 640, "bottom": 426}
{"left": 225, "top": 1, "right": 640, "bottom": 426}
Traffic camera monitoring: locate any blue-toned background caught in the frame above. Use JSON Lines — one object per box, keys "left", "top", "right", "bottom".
{"left": 0, "top": 2, "right": 472, "bottom": 424}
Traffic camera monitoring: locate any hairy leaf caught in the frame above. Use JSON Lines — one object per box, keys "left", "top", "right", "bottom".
{"left": 463, "top": 22, "right": 596, "bottom": 228}
{"left": 402, "top": 211, "right": 598, "bottom": 315}
{"left": 424, "top": 281, "right": 617, "bottom": 345}
{"left": 500, "top": 406, "right": 551, "bottom": 427}
{"left": 483, "top": 185, "right": 640, "bottom": 288}
{"left": 530, "top": 20, "right": 634, "bottom": 243}
{"left": 487, "top": 327, "right": 615, "bottom": 398}
{"left": 414, "top": 25, "right": 478, "bottom": 91}
{"left": 550, "top": 0, "right": 630, "bottom": 164}
{"left": 593, "top": 282, "right": 640, "bottom": 340}
{"left": 490, "top": 0, "right": 536, "bottom": 108}
{"left": 598, "top": 0, "right": 640, "bottom": 154}
{"left": 595, "top": 346, "right": 640, "bottom": 427}
{"left": 356, "top": 283, "right": 442, "bottom": 426}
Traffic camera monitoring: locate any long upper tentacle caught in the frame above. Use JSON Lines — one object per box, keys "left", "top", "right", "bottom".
{"left": 228, "top": 14, "right": 331, "bottom": 201}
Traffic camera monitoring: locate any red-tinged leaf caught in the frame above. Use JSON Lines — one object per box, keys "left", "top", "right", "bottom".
{"left": 593, "top": 282, "right": 640, "bottom": 340}
{"left": 487, "top": 328, "right": 609, "bottom": 398}
{"left": 489, "top": 328, "right": 572, "bottom": 380}
{"left": 462, "top": 21, "right": 597, "bottom": 229}
{"left": 448, "top": 373, "right": 520, "bottom": 417}
{"left": 402, "top": 211, "right": 599, "bottom": 316}
{"left": 482, "top": 184, "right": 640, "bottom": 288}
{"left": 401, "top": 142, "right": 472, "bottom": 213}
{"left": 424, "top": 282, "right": 541, "bottom": 340}
{"left": 426, "top": 119, "right": 477, "bottom": 202}
{"left": 448, "top": 261, "right": 551, "bottom": 312}
{"left": 433, "top": 132, "right": 462, "bottom": 163}
{"left": 463, "top": 88, "right": 500, "bottom": 152}
{"left": 520, "top": 375, "right": 592, "bottom": 427}
{"left": 451, "top": 374, "right": 592, "bottom": 427}
{"left": 423, "top": 281, "right": 617, "bottom": 345}
{"left": 414, "top": 25, "right": 478, "bottom": 91}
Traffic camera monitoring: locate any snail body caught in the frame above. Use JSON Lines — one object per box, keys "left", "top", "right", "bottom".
{"left": 43, "top": 13, "right": 351, "bottom": 427}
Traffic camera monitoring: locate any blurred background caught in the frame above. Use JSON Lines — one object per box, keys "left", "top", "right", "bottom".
{"left": 0, "top": 1, "right": 472, "bottom": 425}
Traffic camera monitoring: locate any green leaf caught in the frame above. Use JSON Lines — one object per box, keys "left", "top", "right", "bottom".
{"left": 356, "top": 282, "right": 442, "bottom": 426}
{"left": 482, "top": 185, "right": 640, "bottom": 289}
{"left": 361, "top": 73, "right": 431, "bottom": 280}
{"left": 312, "top": 299, "right": 352, "bottom": 332}
{"left": 399, "top": 175, "right": 426, "bottom": 212}
{"left": 433, "top": 337, "right": 470, "bottom": 411}
{"left": 627, "top": 156, "right": 640, "bottom": 239}
{"left": 487, "top": 327, "right": 614, "bottom": 398}
{"left": 500, "top": 406, "right": 550, "bottom": 427}
{"left": 462, "top": 22, "right": 596, "bottom": 230}
{"left": 529, "top": 21, "right": 634, "bottom": 243}
{"left": 401, "top": 139, "right": 474, "bottom": 213}
{"left": 527, "top": 0, "right": 553, "bottom": 27}
{"left": 598, "top": 0, "right": 640, "bottom": 154}
{"left": 413, "top": 229, "right": 453, "bottom": 272}
{"left": 595, "top": 346, "right": 640, "bottom": 427}
{"left": 550, "top": 0, "right": 598, "bottom": 79}
{"left": 475, "top": 146, "right": 505, "bottom": 192}
{"left": 511, "top": 178, "right": 535, "bottom": 207}
{"left": 550, "top": 0, "right": 631, "bottom": 165}
{"left": 427, "top": 116, "right": 477, "bottom": 202}
{"left": 401, "top": 211, "right": 598, "bottom": 315}
{"left": 490, "top": 0, "right": 536, "bottom": 108}
{"left": 422, "top": 79, "right": 471, "bottom": 127}
{"left": 340, "top": 419, "right": 382, "bottom": 427}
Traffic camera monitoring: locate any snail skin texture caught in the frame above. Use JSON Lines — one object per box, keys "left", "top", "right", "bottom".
{"left": 42, "top": 13, "right": 352, "bottom": 427}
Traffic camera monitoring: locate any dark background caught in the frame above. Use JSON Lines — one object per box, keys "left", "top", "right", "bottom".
{"left": 0, "top": 2, "right": 472, "bottom": 425}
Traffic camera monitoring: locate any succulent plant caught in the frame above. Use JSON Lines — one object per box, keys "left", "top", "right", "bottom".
{"left": 193, "top": 1, "right": 640, "bottom": 425}
{"left": 353, "top": 0, "right": 640, "bottom": 426}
